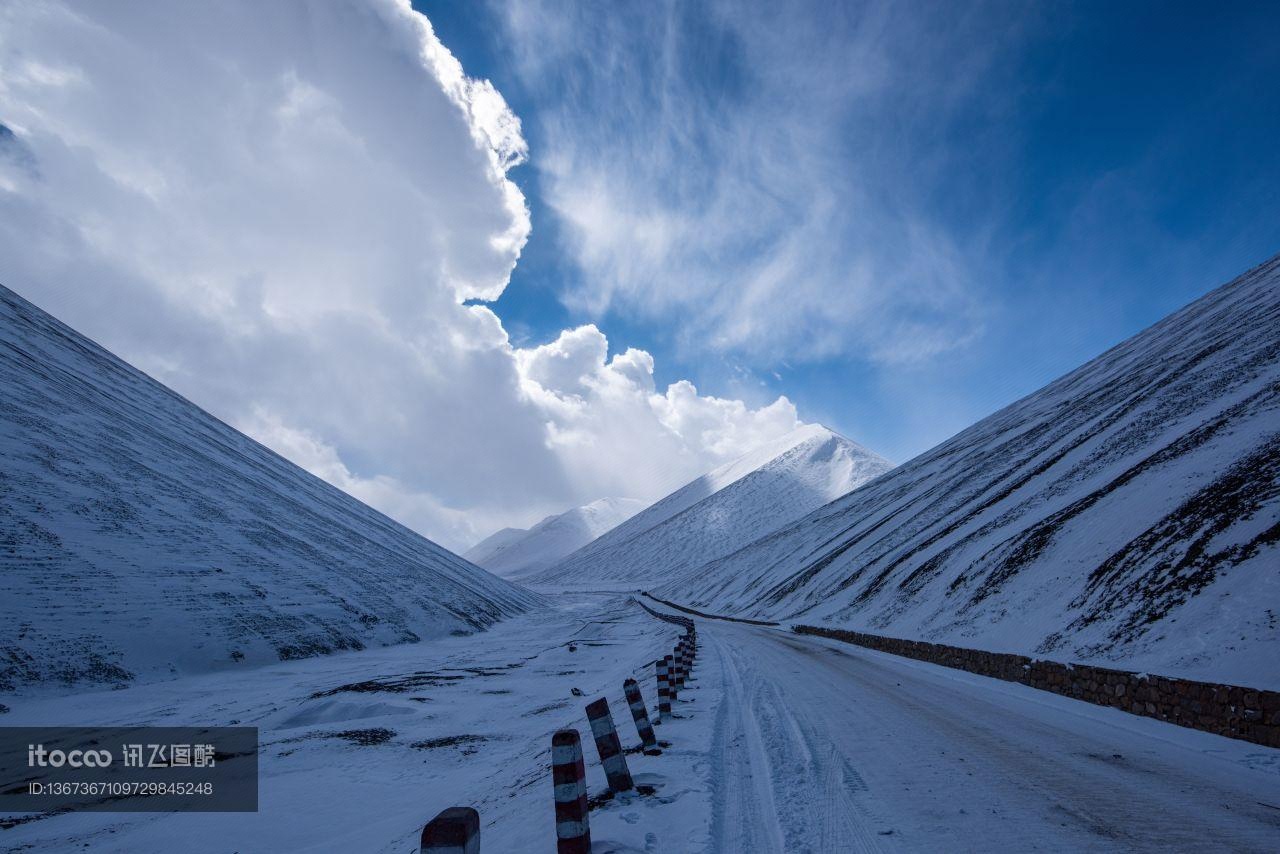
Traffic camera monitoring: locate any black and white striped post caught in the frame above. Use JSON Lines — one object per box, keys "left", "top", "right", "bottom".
{"left": 586, "top": 697, "right": 634, "bottom": 793}
{"left": 551, "top": 730, "right": 590, "bottom": 854}
{"left": 656, "top": 656, "right": 672, "bottom": 721}
{"left": 420, "top": 806, "right": 480, "bottom": 854}
{"left": 623, "top": 678, "right": 657, "bottom": 749}
{"left": 665, "top": 653, "right": 679, "bottom": 702}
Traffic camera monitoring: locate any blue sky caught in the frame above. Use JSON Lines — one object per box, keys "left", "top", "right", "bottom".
{"left": 422, "top": 0, "right": 1280, "bottom": 463}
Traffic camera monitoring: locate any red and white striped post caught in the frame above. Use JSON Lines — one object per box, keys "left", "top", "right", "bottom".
{"left": 551, "top": 730, "right": 590, "bottom": 854}
{"left": 656, "top": 656, "right": 672, "bottom": 721}
{"left": 586, "top": 697, "right": 634, "bottom": 793}
{"left": 623, "top": 678, "right": 657, "bottom": 749}
{"left": 665, "top": 653, "right": 679, "bottom": 702}
{"left": 420, "top": 806, "right": 480, "bottom": 854}
{"left": 674, "top": 643, "right": 686, "bottom": 687}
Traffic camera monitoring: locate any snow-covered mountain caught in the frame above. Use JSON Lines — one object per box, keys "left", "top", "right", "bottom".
{"left": 0, "top": 284, "right": 540, "bottom": 692}
{"left": 524, "top": 424, "right": 893, "bottom": 589}
{"left": 659, "top": 255, "right": 1280, "bottom": 687}
{"left": 464, "top": 497, "right": 646, "bottom": 578}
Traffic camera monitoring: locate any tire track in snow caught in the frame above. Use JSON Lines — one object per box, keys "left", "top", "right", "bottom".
{"left": 708, "top": 633, "right": 787, "bottom": 853}
{"left": 709, "top": 631, "right": 885, "bottom": 853}
{"left": 716, "top": 623, "right": 1280, "bottom": 851}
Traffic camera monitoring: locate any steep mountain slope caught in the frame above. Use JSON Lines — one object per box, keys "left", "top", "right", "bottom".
{"left": 464, "top": 497, "right": 646, "bottom": 577}
{"left": 0, "top": 284, "right": 540, "bottom": 692}
{"left": 659, "top": 256, "right": 1280, "bottom": 687}
{"left": 463, "top": 527, "right": 530, "bottom": 570}
{"left": 524, "top": 424, "right": 893, "bottom": 589}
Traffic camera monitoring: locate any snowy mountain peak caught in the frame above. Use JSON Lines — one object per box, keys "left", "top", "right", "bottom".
{"left": 571, "top": 496, "right": 647, "bottom": 524}
{"left": 465, "top": 496, "right": 647, "bottom": 578}
{"left": 695, "top": 423, "right": 846, "bottom": 492}
{"left": 522, "top": 424, "right": 893, "bottom": 589}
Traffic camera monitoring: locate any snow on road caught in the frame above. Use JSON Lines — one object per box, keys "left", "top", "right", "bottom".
{"left": 5, "top": 596, "right": 1279, "bottom": 852}
{"left": 700, "top": 617, "right": 1280, "bottom": 852}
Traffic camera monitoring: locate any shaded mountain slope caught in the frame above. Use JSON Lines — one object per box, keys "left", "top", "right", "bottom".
{"left": 0, "top": 283, "right": 540, "bottom": 691}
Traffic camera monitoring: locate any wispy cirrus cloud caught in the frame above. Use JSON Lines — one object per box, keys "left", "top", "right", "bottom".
{"left": 496, "top": 0, "right": 1035, "bottom": 365}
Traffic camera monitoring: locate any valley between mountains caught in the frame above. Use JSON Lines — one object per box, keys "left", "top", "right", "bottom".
{"left": 2, "top": 256, "right": 1279, "bottom": 850}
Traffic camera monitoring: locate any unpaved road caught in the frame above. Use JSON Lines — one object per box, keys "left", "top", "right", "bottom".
{"left": 703, "top": 620, "right": 1280, "bottom": 852}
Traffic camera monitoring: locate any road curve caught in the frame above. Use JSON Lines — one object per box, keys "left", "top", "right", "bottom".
{"left": 702, "top": 620, "right": 1280, "bottom": 853}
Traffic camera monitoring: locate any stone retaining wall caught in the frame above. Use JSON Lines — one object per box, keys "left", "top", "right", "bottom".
{"left": 794, "top": 625, "right": 1280, "bottom": 749}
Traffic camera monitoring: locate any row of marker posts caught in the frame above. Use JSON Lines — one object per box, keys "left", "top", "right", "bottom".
{"left": 420, "top": 613, "right": 698, "bottom": 853}
{"left": 551, "top": 616, "right": 697, "bottom": 853}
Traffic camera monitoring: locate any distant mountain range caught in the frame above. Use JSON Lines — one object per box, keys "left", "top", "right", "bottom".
{"left": 0, "top": 284, "right": 539, "bottom": 692}
{"left": 657, "top": 255, "right": 1280, "bottom": 688}
{"left": 464, "top": 497, "right": 646, "bottom": 578}
{"left": 523, "top": 423, "right": 893, "bottom": 590}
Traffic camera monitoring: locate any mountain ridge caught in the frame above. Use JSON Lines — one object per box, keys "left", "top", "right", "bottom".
{"left": 0, "top": 282, "right": 540, "bottom": 692}
{"left": 465, "top": 496, "right": 646, "bottom": 577}
{"left": 523, "top": 423, "right": 893, "bottom": 589}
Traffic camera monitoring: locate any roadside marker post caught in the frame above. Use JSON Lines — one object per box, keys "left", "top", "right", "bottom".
{"left": 657, "top": 656, "right": 672, "bottom": 721}
{"left": 623, "top": 678, "right": 657, "bottom": 749}
{"left": 551, "top": 730, "right": 591, "bottom": 854}
{"left": 586, "top": 697, "right": 635, "bottom": 793}
{"left": 420, "top": 806, "right": 480, "bottom": 854}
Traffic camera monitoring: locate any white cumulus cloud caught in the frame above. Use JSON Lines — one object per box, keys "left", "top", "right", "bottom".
{"left": 516, "top": 325, "right": 802, "bottom": 502}
{"left": 0, "top": 0, "right": 805, "bottom": 551}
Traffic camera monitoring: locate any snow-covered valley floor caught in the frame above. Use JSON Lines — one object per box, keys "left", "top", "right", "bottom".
{"left": 0, "top": 595, "right": 717, "bottom": 852}
{"left": 4, "top": 597, "right": 1280, "bottom": 852}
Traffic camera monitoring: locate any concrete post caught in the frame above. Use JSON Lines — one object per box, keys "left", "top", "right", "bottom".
{"left": 623, "top": 678, "right": 657, "bottom": 749}
{"left": 420, "top": 806, "right": 480, "bottom": 854}
{"left": 551, "top": 730, "right": 590, "bottom": 854}
{"left": 657, "top": 656, "right": 672, "bottom": 721}
{"left": 586, "top": 697, "right": 634, "bottom": 793}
